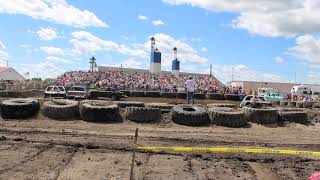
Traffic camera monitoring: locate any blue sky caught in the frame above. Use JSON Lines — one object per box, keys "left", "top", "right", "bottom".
{"left": 0, "top": 0, "right": 320, "bottom": 84}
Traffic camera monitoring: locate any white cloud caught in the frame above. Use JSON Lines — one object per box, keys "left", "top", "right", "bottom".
{"left": 162, "top": 0, "right": 320, "bottom": 37}
{"left": 288, "top": 34, "right": 320, "bottom": 67}
{"left": 152, "top": 19, "right": 165, "bottom": 26}
{"left": 211, "top": 64, "right": 283, "bottom": 83}
{"left": 45, "top": 56, "right": 73, "bottom": 64}
{"left": 36, "top": 27, "right": 59, "bottom": 40}
{"left": 40, "top": 46, "right": 65, "bottom": 56}
{"left": 0, "top": 40, "right": 8, "bottom": 66}
{"left": 138, "top": 14, "right": 148, "bottom": 21}
{"left": 275, "top": 56, "right": 285, "bottom": 64}
{"left": 70, "top": 31, "right": 147, "bottom": 58}
{"left": 201, "top": 47, "right": 208, "bottom": 52}
{"left": 0, "top": 0, "right": 108, "bottom": 28}
{"left": 0, "top": 40, "right": 6, "bottom": 49}
{"left": 102, "top": 58, "right": 145, "bottom": 69}
{"left": 20, "top": 61, "right": 63, "bottom": 78}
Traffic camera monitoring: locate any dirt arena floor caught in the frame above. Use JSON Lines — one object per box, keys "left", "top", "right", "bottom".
{"left": 0, "top": 97, "right": 319, "bottom": 180}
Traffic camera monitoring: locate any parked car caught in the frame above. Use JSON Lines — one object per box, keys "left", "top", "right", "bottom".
{"left": 44, "top": 86, "right": 66, "bottom": 98}
{"left": 240, "top": 95, "right": 272, "bottom": 108}
{"left": 66, "top": 86, "right": 89, "bottom": 99}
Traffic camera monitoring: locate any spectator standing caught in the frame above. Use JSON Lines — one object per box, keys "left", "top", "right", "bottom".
{"left": 185, "top": 76, "right": 196, "bottom": 104}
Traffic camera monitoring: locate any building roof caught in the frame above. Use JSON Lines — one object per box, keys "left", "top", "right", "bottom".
{"left": 0, "top": 67, "right": 9, "bottom": 73}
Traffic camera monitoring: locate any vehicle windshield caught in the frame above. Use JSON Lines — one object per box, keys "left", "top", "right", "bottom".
{"left": 58, "top": 87, "right": 65, "bottom": 91}
{"left": 46, "top": 86, "right": 53, "bottom": 91}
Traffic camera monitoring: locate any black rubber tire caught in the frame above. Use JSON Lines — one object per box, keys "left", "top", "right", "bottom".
{"left": 277, "top": 107, "right": 303, "bottom": 112}
{"left": 303, "top": 101, "right": 314, "bottom": 108}
{"left": 1, "top": 98, "right": 40, "bottom": 119}
{"left": 129, "top": 91, "right": 144, "bottom": 97}
{"left": 296, "top": 101, "right": 304, "bottom": 108}
{"left": 280, "top": 101, "right": 288, "bottom": 106}
{"left": 145, "top": 103, "right": 174, "bottom": 110}
{"left": 125, "top": 107, "right": 161, "bottom": 123}
{"left": 80, "top": 101, "right": 120, "bottom": 122}
{"left": 243, "top": 107, "right": 278, "bottom": 125}
{"left": 42, "top": 99, "right": 79, "bottom": 120}
{"left": 278, "top": 111, "right": 309, "bottom": 124}
{"left": 193, "top": 93, "right": 206, "bottom": 99}
{"left": 207, "top": 103, "right": 237, "bottom": 108}
{"left": 312, "top": 103, "right": 320, "bottom": 108}
{"left": 115, "top": 101, "right": 145, "bottom": 108}
{"left": 209, "top": 108, "right": 247, "bottom": 128}
{"left": 144, "top": 91, "right": 160, "bottom": 97}
{"left": 287, "top": 101, "right": 296, "bottom": 107}
{"left": 160, "top": 92, "right": 176, "bottom": 98}
{"left": 207, "top": 93, "right": 225, "bottom": 100}
{"left": 171, "top": 104, "right": 209, "bottom": 126}
{"left": 208, "top": 107, "right": 234, "bottom": 112}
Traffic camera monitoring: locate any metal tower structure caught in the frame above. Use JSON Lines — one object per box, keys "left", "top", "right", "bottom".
{"left": 89, "top": 56, "right": 97, "bottom": 72}
{"left": 172, "top": 47, "right": 180, "bottom": 75}
{"left": 149, "top": 37, "right": 161, "bottom": 74}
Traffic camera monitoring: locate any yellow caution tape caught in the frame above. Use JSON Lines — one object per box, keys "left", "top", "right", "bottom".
{"left": 136, "top": 146, "right": 320, "bottom": 156}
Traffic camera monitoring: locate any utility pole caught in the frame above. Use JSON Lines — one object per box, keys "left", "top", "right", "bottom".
{"left": 89, "top": 56, "right": 96, "bottom": 72}
{"left": 6, "top": 59, "right": 8, "bottom": 67}
{"left": 210, "top": 64, "right": 212, "bottom": 76}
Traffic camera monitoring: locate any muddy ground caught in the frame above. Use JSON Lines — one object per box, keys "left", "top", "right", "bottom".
{"left": 0, "top": 97, "right": 319, "bottom": 180}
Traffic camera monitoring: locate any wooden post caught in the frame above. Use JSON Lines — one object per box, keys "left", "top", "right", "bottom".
{"left": 130, "top": 128, "right": 138, "bottom": 180}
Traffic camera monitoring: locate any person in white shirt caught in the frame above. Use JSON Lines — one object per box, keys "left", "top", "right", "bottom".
{"left": 185, "top": 76, "right": 197, "bottom": 104}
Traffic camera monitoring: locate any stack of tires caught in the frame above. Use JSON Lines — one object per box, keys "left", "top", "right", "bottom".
{"left": 115, "top": 101, "right": 145, "bottom": 108}
{"left": 207, "top": 103, "right": 237, "bottom": 108}
{"left": 1, "top": 98, "right": 40, "bottom": 119}
{"left": 145, "top": 103, "right": 174, "bottom": 112}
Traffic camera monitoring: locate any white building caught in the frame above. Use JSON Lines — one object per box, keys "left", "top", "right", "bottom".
{"left": 0, "top": 67, "right": 26, "bottom": 80}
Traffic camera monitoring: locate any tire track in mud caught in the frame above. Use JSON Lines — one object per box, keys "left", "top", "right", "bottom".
{"left": 52, "top": 148, "right": 76, "bottom": 180}
{"left": 1, "top": 127, "right": 320, "bottom": 152}
{"left": 0, "top": 144, "right": 52, "bottom": 174}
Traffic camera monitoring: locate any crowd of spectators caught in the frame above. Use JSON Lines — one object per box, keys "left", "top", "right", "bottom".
{"left": 54, "top": 70, "right": 224, "bottom": 93}
{"left": 223, "top": 85, "right": 244, "bottom": 94}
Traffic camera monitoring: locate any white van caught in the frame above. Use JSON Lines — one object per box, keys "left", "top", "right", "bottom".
{"left": 291, "top": 85, "right": 320, "bottom": 99}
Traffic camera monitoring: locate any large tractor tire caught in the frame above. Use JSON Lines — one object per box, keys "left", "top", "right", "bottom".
{"left": 80, "top": 101, "right": 120, "bottom": 122}
{"left": 115, "top": 101, "right": 145, "bottom": 108}
{"left": 278, "top": 111, "right": 309, "bottom": 124}
{"left": 209, "top": 108, "right": 247, "bottom": 128}
{"left": 243, "top": 106, "right": 278, "bottom": 125}
{"left": 1, "top": 98, "right": 40, "bottom": 119}
{"left": 145, "top": 103, "right": 174, "bottom": 111}
{"left": 171, "top": 104, "right": 209, "bottom": 126}
{"left": 207, "top": 103, "right": 237, "bottom": 108}
{"left": 125, "top": 107, "right": 162, "bottom": 123}
{"left": 42, "top": 99, "right": 79, "bottom": 119}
